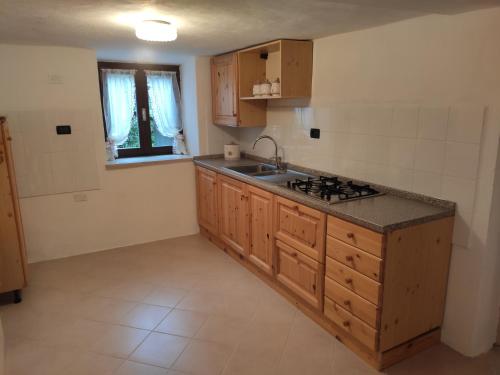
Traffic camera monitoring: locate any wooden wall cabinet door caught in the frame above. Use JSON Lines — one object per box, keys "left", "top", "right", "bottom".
{"left": 196, "top": 167, "right": 219, "bottom": 235}
{"left": 274, "top": 196, "right": 326, "bottom": 262}
{"left": 247, "top": 185, "right": 274, "bottom": 275}
{"left": 218, "top": 175, "right": 248, "bottom": 256}
{"left": 211, "top": 53, "right": 238, "bottom": 126}
{"left": 275, "top": 239, "right": 323, "bottom": 309}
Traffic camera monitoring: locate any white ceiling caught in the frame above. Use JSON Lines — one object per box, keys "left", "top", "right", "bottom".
{"left": 1, "top": 0, "right": 499, "bottom": 62}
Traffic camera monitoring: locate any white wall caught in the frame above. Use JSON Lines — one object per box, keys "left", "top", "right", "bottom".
{"left": 0, "top": 45, "right": 199, "bottom": 263}
{"left": 235, "top": 8, "right": 500, "bottom": 357}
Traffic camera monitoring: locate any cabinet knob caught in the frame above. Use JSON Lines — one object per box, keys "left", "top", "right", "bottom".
{"left": 342, "top": 320, "right": 350, "bottom": 327}
{"left": 291, "top": 252, "right": 298, "bottom": 257}
{"left": 346, "top": 232, "right": 355, "bottom": 239}
{"left": 345, "top": 255, "right": 354, "bottom": 262}
{"left": 343, "top": 300, "right": 351, "bottom": 306}
{"left": 345, "top": 278, "right": 353, "bottom": 284}
{"left": 7, "top": 212, "right": 13, "bottom": 218}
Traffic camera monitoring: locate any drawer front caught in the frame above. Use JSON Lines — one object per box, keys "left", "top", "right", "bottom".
{"left": 327, "top": 216, "right": 383, "bottom": 258}
{"left": 324, "top": 297, "right": 378, "bottom": 351}
{"left": 275, "top": 196, "right": 326, "bottom": 263}
{"left": 326, "top": 236, "right": 382, "bottom": 281}
{"left": 325, "top": 276, "right": 379, "bottom": 328}
{"left": 326, "top": 258, "right": 381, "bottom": 305}
{"left": 275, "top": 239, "right": 323, "bottom": 310}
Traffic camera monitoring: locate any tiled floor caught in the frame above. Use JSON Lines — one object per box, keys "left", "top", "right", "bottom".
{"left": 0, "top": 234, "right": 498, "bottom": 375}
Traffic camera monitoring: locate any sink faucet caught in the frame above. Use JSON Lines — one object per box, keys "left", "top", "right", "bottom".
{"left": 252, "top": 135, "right": 283, "bottom": 170}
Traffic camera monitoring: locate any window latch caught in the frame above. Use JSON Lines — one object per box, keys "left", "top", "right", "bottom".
{"left": 141, "top": 108, "right": 147, "bottom": 122}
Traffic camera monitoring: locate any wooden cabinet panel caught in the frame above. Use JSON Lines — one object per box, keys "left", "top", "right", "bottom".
{"left": 218, "top": 174, "right": 248, "bottom": 256}
{"left": 325, "top": 277, "right": 379, "bottom": 328}
{"left": 211, "top": 53, "right": 238, "bottom": 126}
{"left": 379, "top": 217, "right": 453, "bottom": 351}
{"left": 327, "top": 216, "right": 383, "bottom": 258}
{"left": 326, "top": 258, "right": 381, "bottom": 306}
{"left": 248, "top": 185, "right": 274, "bottom": 275}
{"left": 0, "top": 120, "right": 27, "bottom": 295}
{"left": 327, "top": 236, "right": 382, "bottom": 282}
{"left": 324, "top": 297, "right": 378, "bottom": 351}
{"left": 275, "top": 239, "right": 323, "bottom": 309}
{"left": 274, "top": 196, "right": 326, "bottom": 263}
{"left": 196, "top": 167, "right": 219, "bottom": 235}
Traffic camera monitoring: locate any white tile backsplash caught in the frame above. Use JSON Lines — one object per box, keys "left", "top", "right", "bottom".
{"left": 7, "top": 109, "right": 100, "bottom": 198}
{"left": 389, "top": 138, "right": 416, "bottom": 169}
{"left": 391, "top": 106, "right": 419, "bottom": 138}
{"left": 418, "top": 106, "right": 449, "bottom": 141}
{"left": 444, "top": 142, "right": 480, "bottom": 179}
{"left": 447, "top": 106, "right": 485, "bottom": 144}
{"left": 414, "top": 139, "right": 446, "bottom": 173}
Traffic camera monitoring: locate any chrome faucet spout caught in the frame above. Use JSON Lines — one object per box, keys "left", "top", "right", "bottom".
{"left": 252, "top": 135, "right": 282, "bottom": 170}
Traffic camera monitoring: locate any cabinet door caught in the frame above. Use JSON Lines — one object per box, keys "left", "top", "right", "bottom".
{"left": 275, "top": 239, "right": 323, "bottom": 309}
{"left": 218, "top": 175, "right": 248, "bottom": 256}
{"left": 248, "top": 185, "right": 273, "bottom": 275}
{"left": 211, "top": 53, "right": 238, "bottom": 126}
{"left": 0, "top": 122, "right": 27, "bottom": 293}
{"left": 274, "top": 196, "right": 326, "bottom": 263}
{"left": 196, "top": 167, "right": 219, "bottom": 235}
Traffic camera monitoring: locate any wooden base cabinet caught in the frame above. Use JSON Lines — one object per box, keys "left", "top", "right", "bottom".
{"left": 196, "top": 167, "right": 219, "bottom": 235}
{"left": 0, "top": 118, "right": 27, "bottom": 302}
{"left": 247, "top": 186, "right": 274, "bottom": 275}
{"left": 195, "top": 165, "right": 454, "bottom": 370}
{"left": 217, "top": 174, "right": 249, "bottom": 257}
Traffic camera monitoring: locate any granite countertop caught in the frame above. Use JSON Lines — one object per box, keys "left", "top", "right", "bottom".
{"left": 193, "top": 155, "right": 455, "bottom": 233}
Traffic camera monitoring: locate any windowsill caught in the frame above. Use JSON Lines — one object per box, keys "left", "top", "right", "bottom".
{"left": 105, "top": 154, "right": 193, "bottom": 170}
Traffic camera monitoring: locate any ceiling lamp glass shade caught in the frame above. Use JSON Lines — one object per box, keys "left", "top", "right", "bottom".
{"left": 135, "top": 20, "right": 177, "bottom": 42}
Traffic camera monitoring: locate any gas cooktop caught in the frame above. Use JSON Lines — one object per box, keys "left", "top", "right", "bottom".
{"left": 284, "top": 175, "right": 383, "bottom": 204}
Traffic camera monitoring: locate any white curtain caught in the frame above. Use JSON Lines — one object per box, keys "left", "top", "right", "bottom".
{"left": 102, "top": 69, "right": 137, "bottom": 146}
{"left": 145, "top": 70, "right": 187, "bottom": 154}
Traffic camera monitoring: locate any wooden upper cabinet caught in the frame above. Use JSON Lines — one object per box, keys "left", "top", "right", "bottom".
{"left": 247, "top": 185, "right": 274, "bottom": 275}
{"left": 211, "top": 53, "right": 238, "bottom": 126}
{"left": 195, "top": 167, "right": 219, "bottom": 235}
{"left": 218, "top": 174, "right": 249, "bottom": 256}
{"left": 211, "top": 39, "right": 313, "bottom": 128}
{"left": 274, "top": 196, "right": 326, "bottom": 263}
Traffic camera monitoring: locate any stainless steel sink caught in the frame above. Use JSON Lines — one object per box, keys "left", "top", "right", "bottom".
{"left": 226, "top": 164, "right": 279, "bottom": 176}
{"left": 225, "top": 164, "right": 313, "bottom": 184}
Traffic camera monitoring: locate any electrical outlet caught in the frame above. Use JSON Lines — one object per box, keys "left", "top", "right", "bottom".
{"left": 73, "top": 193, "right": 88, "bottom": 202}
{"left": 310, "top": 128, "right": 320, "bottom": 139}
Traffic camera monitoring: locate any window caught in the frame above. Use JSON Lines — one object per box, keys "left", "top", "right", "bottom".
{"left": 98, "top": 62, "right": 182, "bottom": 158}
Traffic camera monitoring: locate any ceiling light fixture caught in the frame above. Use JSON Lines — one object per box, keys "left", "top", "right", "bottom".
{"left": 135, "top": 20, "right": 177, "bottom": 42}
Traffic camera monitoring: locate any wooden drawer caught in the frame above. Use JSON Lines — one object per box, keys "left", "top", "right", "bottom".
{"left": 324, "top": 297, "right": 378, "bottom": 351}
{"left": 326, "top": 258, "right": 381, "bottom": 305}
{"left": 275, "top": 239, "right": 323, "bottom": 310}
{"left": 325, "top": 276, "right": 380, "bottom": 328}
{"left": 326, "top": 236, "right": 382, "bottom": 282}
{"left": 274, "top": 196, "right": 326, "bottom": 263}
{"left": 327, "top": 216, "right": 383, "bottom": 258}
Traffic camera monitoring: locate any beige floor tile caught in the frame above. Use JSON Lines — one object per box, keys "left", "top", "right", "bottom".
{"left": 115, "top": 361, "right": 169, "bottom": 375}
{"left": 77, "top": 295, "right": 138, "bottom": 323}
{"left": 94, "top": 280, "right": 156, "bottom": 302}
{"left": 172, "top": 339, "right": 234, "bottom": 375}
{"left": 62, "top": 351, "right": 124, "bottom": 375}
{"left": 155, "top": 308, "right": 209, "bottom": 337}
{"left": 176, "top": 291, "right": 226, "bottom": 314}
{"left": 91, "top": 324, "right": 149, "bottom": 359}
{"left": 120, "top": 303, "right": 171, "bottom": 330}
{"left": 195, "top": 315, "right": 251, "bottom": 347}
{"left": 143, "top": 286, "right": 189, "bottom": 307}
{"left": 5, "top": 339, "right": 79, "bottom": 375}
{"left": 130, "top": 332, "right": 190, "bottom": 368}
{"left": 46, "top": 316, "right": 110, "bottom": 350}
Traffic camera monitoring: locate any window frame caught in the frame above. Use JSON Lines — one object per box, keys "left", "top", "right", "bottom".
{"left": 97, "top": 61, "right": 181, "bottom": 158}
